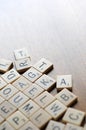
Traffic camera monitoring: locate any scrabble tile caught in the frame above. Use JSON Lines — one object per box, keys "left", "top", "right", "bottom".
{"left": 64, "top": 123, "right": 83, "bottom": 130}
{"left": 19, "top": 100, "right": 40, "bottom": 118}
{"left": 33, "top": 58, "right": 53, "bottom": 73}
{"left": 14, "top": 58, "right": 31, "bottom": 73}
{"left": 12, "top": 76, "right": 32, "bottom": 91}
{"left": 45, "top": 100, "right": 67, "bottom": 120}
{"left": 62, "top": 108, "right": 85, "bottom": 126}
{"left": 30, "top": 108, "right": 52, "bottom": 129}
{"left": 0, "top": 84, "right": 18, "bottom": 100}
{"left": 34, "top": 91, "right": 55, "bottom": 108}
{"left": 0, "top": 58, "right": 13, "bottom": 73}
{"left": 0, "top": 115, "right": 4, "bottom": 124}
{"left": 14, "top": 48, "right": 30, "bottom": 60}
{"left": 35, "top": 74, "right": 56, "bottom": 91}
{"left": 19, "top": 121, "right": 40, "bottom": 130}
{"left": 23, "top": 83, "right": 44, "bottom": 99}
{"left": 23, "top": 67, "right": 42, "bottom": 83}
{"left": 0, "top": 77, "right": 7, "bottom": 89}
{"left": 2, "top": 69, "right": 20, "bottom": 83}
{"left": 9, "top": 91, "right": 28, "bottom": 108}
{"left": 0, "top": 101, "right": 16, "bottom": 119}
{"left": 0, "top": 121, "right": 15, "bottom": 130}
{"left": 0, "top": 96, "right": 5, "bottom": 104}
{"left": 7, "top": 111, "right": 28, "bottom": 129}
{"left": 45, "top": 120, "right": 65, "bottom": 130}
{"left": 57, "top": 75, "right": 72, "bottom": 91}
{"left": 55, "top": 88, "right": 77, "bottom": 106}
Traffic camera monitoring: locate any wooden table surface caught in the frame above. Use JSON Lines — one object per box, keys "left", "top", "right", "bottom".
{"left": 0, "top": 0, "right": 86, "bottom": 114}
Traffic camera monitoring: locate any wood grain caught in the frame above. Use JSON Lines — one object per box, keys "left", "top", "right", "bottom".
{"left": 0, "top": 0, "right": 86, "bottom": 115}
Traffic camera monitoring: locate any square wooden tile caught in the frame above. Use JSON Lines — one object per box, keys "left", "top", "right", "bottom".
{"left": 0, "top": 95, "right": 5, "bottom": 104}
{"left": 0, "top": 58, "right": 13, "bottom": 73}
{"left": 35, "top": 74, "right": 56, "bottom": 91}
{"left": 33, "top": 58, "right": 53, "bottom": 73}
{"left": 0, "top": 115, "right": 4, "bottom": 124}
{"left": 9, "top": 91, "right": 28, "bottom": 108}
{"left": 30, "top": 108, "right": 52, "bottom": 129}
{"left": 14, "top": 48, "right": 30, "bottom": 60}
{"left": 64, "top": 123, "right": 83, "bottom": 130}
{"left": 62, "top": 107, "right": 85, "bottom": 126}
{"left": 45, "top": 120, "right": 65, "bottom": 130}
{"left": 0, "top": 121, "right": 15, "bottom": 130}
{"left": 19, "top": 100, "right": 40, "bottom": 118}
{"left": 23, "top": 83, "right": 44, "bottom": 99}
{"left": 12, "top": 76, "right": 32, "bottom": 91}
{"left": 0, "top": 101, "right": 17, "bottom": 119}
{"left": 23, "top": 67, "right": 42, "bottom": 83}
{"left": 0, "top": 77, "right": 7, "bottom": 89}
{"left": 1, "top": 69, "right": 20, "bottom": 83}
{"left": 45, "top": 100, "right": 67, "bottom": 120}
{"left": 7, "top": 111, "right": 28, "bottom": 129}
{"left": 19, "top": 121, "right": 40, "bottom": 130}
{"left": 0, "top": 84, "right": 18, "bottom": 100}
{"left": 57, "top": 75, "right": 72, "bottom": 91}
{"left": 14, "top": 58, "right": 31, "bottom": 73}
{"left": 34, "top": 91, "right": 55, "bottom": 108}
{"left": 55, "top": 88, "right": 77, "bottom": 106}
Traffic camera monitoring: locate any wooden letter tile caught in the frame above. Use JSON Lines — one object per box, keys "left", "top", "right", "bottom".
{"left": 0, "top": 96, "right": 5, "bottom": 104}
{"left": 34, "top": 91, "right": 55, "bottom": 108}
{"left": 35, "top": 74, "right": 56, "bottom": 91}
{"left": 62, "top": 107, "right": 85, "bottom": 126}
{"left": 19, "top": 121, "right": 40, "bottom": 130}
{"left": 57, "top": 75, "right": 72, "bottom": 91}
{"left": 45, "top": 100, "right": 67, "bottom": 120}
{"left": 12, "top": 76, "right": 32, "bottom": 91}
{"left": 9, "top": 91, "right": 28, "bottom": 108}
{"left": 33, "top": 58, "right": 53, "bottom": 73}
{"left": 0, "top": 77, "right": 7, "bottom": 90}
{"left": 24, "top": 83, "right": 44, "bottom": 99}
{"left": 55, "top": 88, "right": 77, "bottom": 106}
{"left": 2, "top": 69, "right": 20, "bottom": 83}
{"left": 7, "top": 111, "right": 28, "bottom": 129}
{"left": 46, "top": 120, "right": 65, "bottom": 130}
{"left": 23, "top": 67, "right": 42, "bottom": 83}
{"left": 0, "top": 115, "right": 4, "bottom": 124}
{"left": 0, "top": 101, "right": 16, "bottom": 119}
{"left": 0, "top": 58, "right": 13, "bottom": 73}
{"left": 19, "top": 100, "right": 40, "bottom": 118}
{"left": 30, "top": 108, "right": 52, "bottom": 129}
{"left": 0, "top": 121, "right": 15, "bottom": 130}
{"left": 14, "top": 58, "right": 31, "bottom": 73}
{"left": 64, "top": 123, "right": 83, "bottom": 130}
{"left": 0, "top": 84, "right": 18, "bottom": 100}
{"left": 14, "top": 48, "right": 30, "bottom": 60}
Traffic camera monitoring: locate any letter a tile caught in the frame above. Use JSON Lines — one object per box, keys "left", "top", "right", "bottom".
{"left": 57, "top": 75, "right": 72, "bottom": 91}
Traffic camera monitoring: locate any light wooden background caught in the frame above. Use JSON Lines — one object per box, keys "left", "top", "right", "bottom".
{"left": 0, "top": 0, "right": 86, "bottom": 113}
